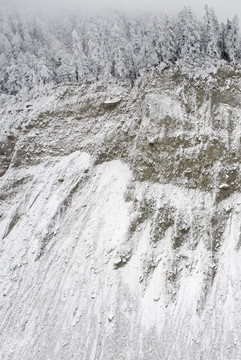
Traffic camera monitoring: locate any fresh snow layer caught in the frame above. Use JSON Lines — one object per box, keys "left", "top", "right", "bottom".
{"left": 0, "top": 150, "right": 241, "bottom": 360}
{"left": 1, "top": 69, "right": 241, "bottom": 359}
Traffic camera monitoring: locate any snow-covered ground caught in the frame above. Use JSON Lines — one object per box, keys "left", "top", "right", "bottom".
{"left": 1, "top": 68, "right": 241, "bottom": 359}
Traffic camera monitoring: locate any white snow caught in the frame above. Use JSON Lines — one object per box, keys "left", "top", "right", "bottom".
{"left": 1, "top": 68, "right": 241, "bottom": 359}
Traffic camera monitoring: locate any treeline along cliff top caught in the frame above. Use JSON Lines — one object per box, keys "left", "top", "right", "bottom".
{"left": 0, "top": 5, "right": 240, "bottom": 96}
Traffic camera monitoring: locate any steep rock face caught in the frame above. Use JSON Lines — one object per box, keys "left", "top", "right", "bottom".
{"left": 1, "top": 67, "right": 241, "bottom": 359}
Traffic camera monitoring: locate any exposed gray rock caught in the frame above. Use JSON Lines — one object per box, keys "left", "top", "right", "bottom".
{"left": 1, "top": 67, "right": 241, "bottom": 360}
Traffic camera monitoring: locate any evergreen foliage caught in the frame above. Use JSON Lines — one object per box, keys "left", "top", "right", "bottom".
{"left": 0, "top": 6, "right": 241, "bottom": 95}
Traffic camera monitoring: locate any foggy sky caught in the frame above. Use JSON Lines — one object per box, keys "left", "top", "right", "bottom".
{"left": 1, "top": 0, "right": 241, "bottom": 22}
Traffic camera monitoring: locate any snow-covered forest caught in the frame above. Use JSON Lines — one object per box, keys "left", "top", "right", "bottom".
{"left": 0, "top": 5, "right": 240, "bottom": 95}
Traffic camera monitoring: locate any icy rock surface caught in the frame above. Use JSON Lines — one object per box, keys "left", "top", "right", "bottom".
{"left": 1, "top": 67, "right": 241, "bottom": 359}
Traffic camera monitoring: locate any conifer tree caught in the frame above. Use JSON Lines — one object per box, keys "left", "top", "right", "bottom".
{"left": 177, "top": 6, "right": 201, "bottom": 65}
{"left": 161, "top": 15, "right": 177, "bottom": 64}
{"left": 202, "top": 5, "right": 220, "bottom": 60}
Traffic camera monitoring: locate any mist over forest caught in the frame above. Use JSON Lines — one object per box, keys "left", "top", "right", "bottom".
{"left": 0, "top": 5, "right": 240, "bottom": 96}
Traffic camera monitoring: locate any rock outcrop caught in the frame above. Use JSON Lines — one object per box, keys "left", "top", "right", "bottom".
{"left": 1, "top": 67, "right": 241, "bottom": 359}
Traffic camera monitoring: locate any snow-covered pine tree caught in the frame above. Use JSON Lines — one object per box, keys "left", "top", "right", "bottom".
{"left": 143, "top": 15, "right": 162, "bottom": 68}
{"left": 108, "top": 15, "right": 135, "bottom": 82}
{"left": 223, "top": 15, "right": 240, "bottom": 63}
{"left": 202, "top": 5, "right": 220, "bottom": 61}
{"left": 176, "top": 6, "right": 201, "bottom": 66}
{"left": 72, "top": 28, "right": 87, "bottom": 82}
{"left": 161, "top": 15, "right": 177, "bottom": 64}
{"left": 127, "top": 16, "right": 144, "bottom": 77}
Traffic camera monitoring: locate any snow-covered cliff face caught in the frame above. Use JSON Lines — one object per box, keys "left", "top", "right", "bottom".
{"left": 1, "top": 67, "right": 241, "bottom": 359}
